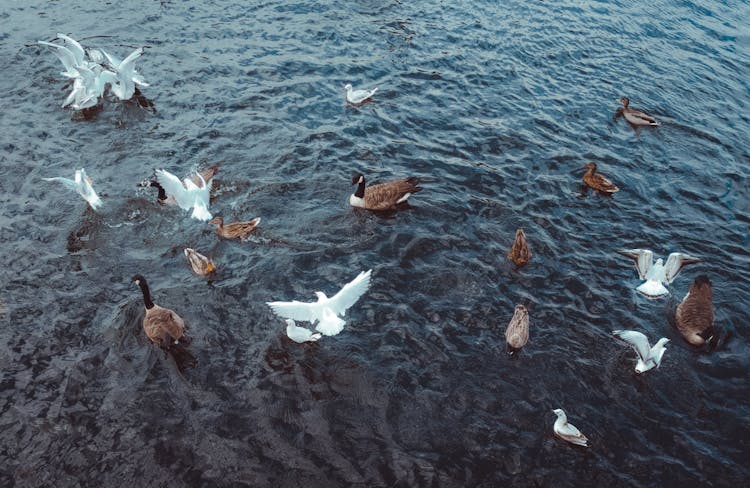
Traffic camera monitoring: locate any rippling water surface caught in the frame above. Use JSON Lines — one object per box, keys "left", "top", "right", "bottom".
{"left": 1, "top": 0, "right": 749, "bottom": 486}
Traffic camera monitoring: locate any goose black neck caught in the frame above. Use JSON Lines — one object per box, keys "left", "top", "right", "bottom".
{"left": 136, "top": 277, "right": 155, "bottom": 309}
{"left": 354, "top": 179, "right": 365, "bottom": 198}
{"left": 149, "top": 181, "right": 167, "bottom": 202}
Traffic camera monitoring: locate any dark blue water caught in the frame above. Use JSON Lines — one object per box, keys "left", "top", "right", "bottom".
{"left": 1, "top": 0, "right": 749, "bottom": 486}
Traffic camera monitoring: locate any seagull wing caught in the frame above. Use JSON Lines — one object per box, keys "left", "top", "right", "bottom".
{"left": 267, "top": 300, "right": 321, "bottom": 323}
{"left": 118, "top": 48, "right": 143, "bottom": 74}
{"left": 558, "top": 420, "right": 584, "bottom": 438}
{"left": 664, "top": 252, "right": 701, "bottom": 283}
{"left": 77, "top": 169, "right": 103, "bottom": 210}
{"left": 56, "top": 33, "right": 86, "bottom": 66}
{"left": 612, "top": 330, "right": 651, "bottom": 362}
{"left": 155, "top": 169, "right": 192, "bottom": 209}
{"left": 42, "top": 176, "right": 77, "bottom": 191}
{"left": 38, "top": 41, "right": 79, "bottom": 77}
{"left": 100, "top": 49, "right": 122, "bottom": 70}
{"left": 616, "top": 249, "right": 653, "bottom": 280}
{"left": 326, "top": 269, "right": 372, "bottom": 316}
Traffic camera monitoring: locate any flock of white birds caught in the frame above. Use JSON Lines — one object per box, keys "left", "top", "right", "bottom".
{"left": 36, "top": 33, "right": 713, "bottom": 449}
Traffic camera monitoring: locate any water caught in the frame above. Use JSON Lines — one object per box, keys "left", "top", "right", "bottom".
{"left": 1, "top": 0, "right": 749, "bottom": 486}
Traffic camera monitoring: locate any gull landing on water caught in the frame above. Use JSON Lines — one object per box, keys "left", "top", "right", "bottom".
{"left": 552, "top": 409, "right": 589, "bottom": 447}
{"left": 345, "top": 84, "right": 378, "bottom": 105}
{"left": 285, "top": 319, "right": 322, "bottom": 343}
{"left": 612, "top": 330, "right": 669, "bottom": 374}
{"left": 267, "top": 269, "right": 372, "bottom": 336}
{"left": 42, "top": 168, "right": 102, "bottom": 210}
{"left": 155, "top": 169, "right": 212, "bottom": 221}
{"left": 616, "top": 249, "right": 701, "bottom": 298}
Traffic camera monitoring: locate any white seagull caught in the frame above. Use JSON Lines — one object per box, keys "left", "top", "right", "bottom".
{"left": 552, "top": 409, "right": 589, "bottom": 447}
{"left": 345, "top": 83, "right": 378, "bottom": 105}
{"left": 154, "top": 169, "right": 212, "bottom": 221}
{"left": 285, "top": 319, "right": 322, "bottom": 343}
{"left": 616, "top": 249, "right": 701, "bottom": 297}
{"left": 612, "top": 330, "right": 669, "bottom": 374}
{"left": 100, "top": 47, "right": 147, "bottom": 100}
{"left": 267, "top": 269, "right": 372, "bottom": 336}
{"left": 42, "top": 168, "right": 103, "bottom": 210}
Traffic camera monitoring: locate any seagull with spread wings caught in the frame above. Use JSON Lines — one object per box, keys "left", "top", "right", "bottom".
{"left": 267, "top": 269, "right": 372, "bottom": 336}
{"left": 154, "top": 169, "right": 212, "bottom": 221}
{"left": 612, "top": 330, "right": 669, "bottom": 374}
{"left": 616, "top": 249, "right": 701, "bottom": 297}
{"left": 42, "top": 168, "right": 103, "bottom": 210}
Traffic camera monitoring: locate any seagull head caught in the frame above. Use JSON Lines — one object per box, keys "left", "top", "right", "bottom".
{"left": 552, "top": 409, "right": 565, "bottom": 418}
{"left": 344, "top": 83, "right": 352, "bottom": 91}
{"left": 351, "top": 173, "right": 364, "bottom": 185}
{"left": 314, "top": 291, "right": 327, "bottom": 302}
{"left": 285, "top": 319, "right": 295, "bottom": 327}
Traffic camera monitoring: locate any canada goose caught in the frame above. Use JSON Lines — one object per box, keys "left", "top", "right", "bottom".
{"left": 285, "top": 319, "right": 322, "bottom": 343}
{"left": 209, "top": 216, "right": 261, "bottom": 241}
{"left": 132, "top": 274, "right": 186, "bottom": 348}
{"left": 552, "top": 409, "right": 589, "bottom": 447}
{"left": 42, "top": 168, "right": 103, "bottom": 210}
{"left": 153, "top": 168, "right": 212, "bottom": 221}
{"left": 140, "top": 165, "right": 219, "bottom": 206}
{"left": 349, "top": 173, "right": 422, "bottom": 210}
{"left": 616, "top": 249, "right": 701, "bottom": 297}
{"left": 582, "top": 162, "right": 619, "bottom": 194}
{"left": 676, "top": 275, "right": 715, "bottom": 346}
{"left": 345, "top": 84, "right": 378, "bottom": 104}
{"left": 184, "top": 248, "right": 216, "bottom": 276}
{"left": 617, "top": 97, "right": 659, "bottom": 126}
{"left": 505, "top": 305, "right": 529, "bottom": 352}
{"left": 267, "top": 269, "right": 372, "bottom": 336}
{"left": 612, "top": 330, "right": 669, "bottom": 373}
{"left": 507, "top": 229, "right": 531, "bottom": 267}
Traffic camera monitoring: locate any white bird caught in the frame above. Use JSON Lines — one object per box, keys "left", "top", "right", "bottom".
{"left": 42, "top": 168, "right": 103, "bottom": 210}
{"left": 267, "top": 269, "right": 372, "bottom": 336}
{"left": 154, "top": 169, "right": 212, "bottom": 221}
{"left": 285, "top": 319, "right": 322, "bottom": 343}
{"left": 552, "top": 409, "right": 589, "bottom": 447}
{"left": 38, "top": 40, "right": 86, "bottom": 78}
{"left": 100, "top": 48, "right": 148, "bottom": 99}
{"left": 63, "top": 65, "right": 119, "bottom": 110}
{"left": 616, "top": 249, "right": 701, "bottom": 298}
{"left": 345, "top": 84, "right": 378, "bottom": 105}
{"left": 612, "top": 330, "right": 669, "bottom": 374}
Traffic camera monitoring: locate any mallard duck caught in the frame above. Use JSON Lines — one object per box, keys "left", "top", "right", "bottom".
{"left": 132, "top": 274, "right": 186, "bottom": 348}
{"left": 552, "top": 409, "right": 589, "bottom": 447}
{"left": 582, "top": 162, "right": 619, "bottom": 194}
{"left": 350, "top": 173, "right": 422, "bottom": 210}
{"left": 184, "top": 248, "right": 216, "bottom": 276}
{"left": 345, "top": 84, "right": 378, "bottom": 104}
{"left": 616, "top": 249, "right": 701, "bottom": 297}
{"left": 612, "top": 330, "right": 669, "bottom": 373}
{"left": 42, "top": 168, "right": 103, "bottom": 210}
{"left": 676, "top": 275, "right": 715, "bottom": 346}
{"left": 507, "top": 228, "right": 531, "bottom": 267}
{"left": 209, "top": 216, "right": 261, "bottom": 241}
{"left": 505, "top": 305, "right": 529, "bottom": 352}
{"left": 617, "top": 97, "right": 659, "bottom": 126}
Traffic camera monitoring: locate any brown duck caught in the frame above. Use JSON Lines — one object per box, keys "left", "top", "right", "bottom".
{"left": 184, "top": 248, "right": 216, "bottom": 276}
{"left": 140, "top": 164, "right": 220, "bottom": 204}
{"left": 132, "top": 274, "right": 186, "bottom": 348}
{"left": 676, "top": 275, "right": 715, "bottom": 346}
{"left": 617, "top": 97, "right": 659, "bottom": 126}
{"left": 349, "top": 173, "right": 422, "bottom": 210}
{"left": 209, "top": 216, "right": 262, "bottom": 241}
{"left": 505, "top": 304, "right": 530, "bottom": 352}
{"left": 582, "top": 162, "right": 619, "bottom": 194}
{"left": 507, "top": 228, "right": 531, "bottom": 267}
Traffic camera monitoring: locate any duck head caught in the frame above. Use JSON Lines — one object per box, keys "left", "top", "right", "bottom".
{"left": 583, "top": 162, "right": 597, "bottom": 172}
{"left": 618, "top": 97, "right": 630, "bottom": 108}
{"left": 209, "top": 216, "right": 223, "bottom": 226}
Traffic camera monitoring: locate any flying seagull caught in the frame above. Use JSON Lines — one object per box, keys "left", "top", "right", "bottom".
{"left": 267, "top": 269, "right": 372, "bottom": 336}
{"left": 42, "top": 168, "right": 102, "bottom": 210}
{"left": 612, "top": 329, "right": 669, "bottom": 374}
{"left": 616, "top": 249, "right": 701, "bottom": 297}
{"left": 154, "top": 169, "right": 212, "bottom": 221}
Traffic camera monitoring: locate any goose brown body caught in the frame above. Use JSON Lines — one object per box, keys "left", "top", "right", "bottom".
{"left": 209, "top": 216, "right": 261, "bottom": 241}
{"left": 350, "top": 173, "right": 422, "bottom": 210}
{"left": 583, "top": 163, "right": 619, "bottom": 193}
{"left": 507, "top": 228, "right": 531, "bottom": 267}
{"left": 132, "top": 274, "right": 186, "bottom": 348}
{"left": 184, "top": 248, "right": 216, "bottom": 276}
{"left": 676, "top": 275, "right": 714, "bottom": 345}
{"left": 618, "top": 97, "right": 659, "bottom": 126}
{"left": 505, "top": 305, "right": 530, "bottom": 350}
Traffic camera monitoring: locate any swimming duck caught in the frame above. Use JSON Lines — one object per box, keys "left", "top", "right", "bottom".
{"left": 184, "top": 248, "right": 216, "bottom": 276}
{"left": 152, "top": 168, "right": 212, "bottom": 221}
{"left": 345, "top": 84, "right": 378, "bottom": 105}
{"left": 507, "top": 229, "right": 531, "bottom": 267}
{"left": 612, "top": 330, "right": 669, "bottom": 373}
{"left": 552, "top": 409, "right": 589, "bottom": 447}
{"left": 132, "top": 274, "right": 186, "bottom": 348}
{"left": 209, "top": 216, "right": 261, "bottom": 241}
{"left": 582, "top": 162, "right": 619, "bottom": 194}
{"left": 616, "top": 249, "right": 701, "bottom": 297}
{"left": 140, "top": 165, "right": 219, "bottom": 206}
{"left": 285, "top": 319, "right": 323, "bottom": 343}
{"left": 676, "top": 275, "right": 715, "bottom": 346}
{"left": 349, "top": 173, "right": 422, "bottom": 210}
{"left": 42, "top": 168, "right": 103, "bottom": 210}
{"left": 505, "top": 304, "right": 529, "bottom": 352}
{"left": 617, "top": 97, "right": 659, "bottom": 126}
